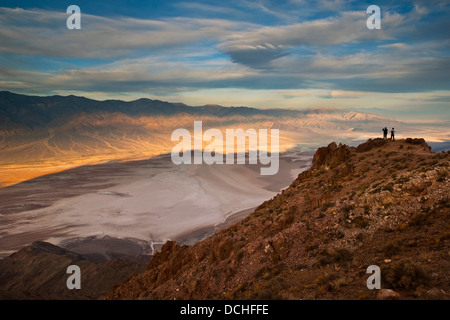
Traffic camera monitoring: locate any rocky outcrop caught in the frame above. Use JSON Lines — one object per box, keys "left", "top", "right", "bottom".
{"left": 356, "top": 138, "right": 388, "bottom": 153}
{"left": 377, "top": 289, "right": 400, "bottom": 300}
{"left": 312, "top": 142, "right": 353, "bottom": 169}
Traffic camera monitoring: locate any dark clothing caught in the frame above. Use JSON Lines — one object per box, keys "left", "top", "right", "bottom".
{"left": 382, "top": 128, "right": 388, "bottom": 139}
{"left": 390, "top": 129, "right": 395, "bottom": 140}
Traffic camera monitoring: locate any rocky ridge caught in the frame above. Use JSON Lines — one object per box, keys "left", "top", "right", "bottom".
{"left": 104, "top": 138, "right": 449, "bottom": 300}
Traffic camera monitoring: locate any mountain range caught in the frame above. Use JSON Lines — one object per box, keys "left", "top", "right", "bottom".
{"left": 0, "top": 91, "right": 400, "bottom": 187}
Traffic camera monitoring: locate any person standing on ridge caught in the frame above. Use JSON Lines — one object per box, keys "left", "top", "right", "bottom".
{"left": 382, "top": 127, "right": 388, "bottom": 139}
{"left": 390, "top": 128, "right": 395, "bottom": 141}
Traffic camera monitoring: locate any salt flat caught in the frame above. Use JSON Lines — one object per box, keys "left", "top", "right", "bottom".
{"left": 0, "top": 149, "right": 313, "bottom": 258}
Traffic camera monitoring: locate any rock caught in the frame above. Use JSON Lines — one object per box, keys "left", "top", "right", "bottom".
{"left": 356, "top": 138, "right": 387, "bottom": 153}
{"left": 311, "top": 142, "right": 352, "bottom": 169}
{"left": 312, "top": 143, "right": 336, "bottom": 168}
{"left": 377, "top": 289, "right": 400, "bottom": 300}
{"left": 405, "top": 138, "right": 429, "bottom": 150}
{"left": 147, "top": 240, "right": 181, "bottom": 271}
{"left": 425, "top": 288, "right": 447, "bottom": 300}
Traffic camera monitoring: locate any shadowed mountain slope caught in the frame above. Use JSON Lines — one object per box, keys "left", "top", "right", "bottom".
{"left": 0, "top": 241, "right": 147, "bottom": 300}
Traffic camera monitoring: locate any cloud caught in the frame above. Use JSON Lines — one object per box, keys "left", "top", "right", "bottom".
{"left": 378, "top": 43, "right": 408, "bottom": 50}
{"left": 329, "top": 90, "right": 369, "bottom": 99}
{"left": 0, "top": 2, "right": 449, "bottom": 110}
{"left": 176, "top": 2, "right": 243, "bottom": 17}
{"left": 0, "top": 7, "right": 252, "bottom": 59}
{"left": 0, "top": 54, "right": 264, "bottom": 95}
{"left": 218, "top": 10, "right": 403, "bottom": 68}
{"left": 317, "top": 0, "right": 346, "bottom": 11}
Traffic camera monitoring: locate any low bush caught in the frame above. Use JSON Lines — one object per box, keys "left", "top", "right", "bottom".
{"left": 382, "top": 260, "right": 430, "bottom": 290}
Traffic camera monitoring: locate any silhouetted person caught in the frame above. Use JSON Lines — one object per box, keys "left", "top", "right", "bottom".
{"left": 382, "top": 127, "right": 388, "bottom": 140}
{"left": 390, "top": 128, "right": 395, "bottom": 141}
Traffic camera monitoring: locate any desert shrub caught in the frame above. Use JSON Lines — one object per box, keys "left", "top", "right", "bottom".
{"left": 321, "top": 201, "right": 334, "bottom": 212}
{"left": 382, "top": 260, "right": 430, "bottom": 290}
{"left": 317, "top": 212, "right": 325, "bottom": 219}
{"left": 331, "top": 184, "right": 343, "bottom": 192}
{"left": 437, "top": 169, "right": 448, "bottom": 182}
{"left": 254, "top": 287, "right": 274, "bottom": 299}
{"left": 305, "top": 243, "right": 317, "bottom": 252}
{"left": 271, "top": 253, "right": 280, "bottom": 263}
{"left": 405, "top": 138, "right": 426, "bottom": 145}
{"left": 381, "top": 239, "right": 403, "bottom": 257}
{"left": 370, "top": 187, "right": 382, "bottom": 194}
{"left": 316, "top": 273, "right": 348, "bottom": 292}
{"left": 236, "top": 249, "right": 245, "bottom": 261}
{"left": 335, "top": 230, "right": 345, "bottom": 239}
{"left": 409, "top": 182, "right": 431, "bottom": 196}
{"left": 215, "top": 239, "right": 234, "bottom": 261}
{"left": 437, "top": 232, "right": 450, "bottom": 242}
{"left": 317, "top": 254, "right": 333, "bottom": 267}
{"left": 396, "top": 176, "right": 410, "bottom": 184}
{"left": 355, "top": 233, "right": 364, "bottom": 242}
{"left": 333, "top": 248, "right": 353, "bottom": 262}
{"left": 317, "top": 248, "right": 353, "bottom": 266}
{"left": 437, "top": 197, "right": 449, "bottom": 208}
{"left": 294, "top": 263, "right": 308, "bottom": 270}
{"left": 316, "top": 273, "right": 339, "bottom": 286}
{"left": 352, "top": 216, "right": 370, "bottom": 228}
{"left": 371, "top": 182, "right": 382, "bottom": 193}
{"left": 342, "top": 204, "right": 355, "bottom": 214}
{"left": 252, "top": 276, "right": 286, "bottom": 299}
{"left": 278, "top": 205, "right": 297, "bottom": 229}
{"left": 408, "top": 212, "right": 430, "bottom": 227}
{"left": 382, "top": 182, "right": 394, "bottom": 192}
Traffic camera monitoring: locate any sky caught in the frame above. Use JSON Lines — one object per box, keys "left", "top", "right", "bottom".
{"left": 0, "top": 0, "right": 449, "bottom": 120}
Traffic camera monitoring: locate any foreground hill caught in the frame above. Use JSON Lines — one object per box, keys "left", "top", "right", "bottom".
{"left": 0, "top": 241, "right": 147, "bottom": 300}
{"left": 104, "top": 138, "right": 449, "bottom": 300}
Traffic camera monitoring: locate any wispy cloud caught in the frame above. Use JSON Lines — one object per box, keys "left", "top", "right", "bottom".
{"left": 0, "top": 1, "right": 449, "bottom": 120}
{"left": 0, "top": 7, "right": 253, "bottom": 59}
